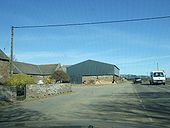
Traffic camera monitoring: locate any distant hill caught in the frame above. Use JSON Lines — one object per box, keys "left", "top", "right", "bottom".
{"left": 120, "top": 74, "right": 149, "bottom": 80}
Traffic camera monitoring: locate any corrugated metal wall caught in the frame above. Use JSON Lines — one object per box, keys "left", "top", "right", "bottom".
{"left": 67, "top": 60, "right": 120, "bottom": 84}
{"left": 114, "top": 66, "right": 120, "bottom": 76}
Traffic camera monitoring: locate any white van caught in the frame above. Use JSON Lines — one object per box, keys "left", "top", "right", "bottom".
{"left": 150, "top": 71, "right": 166, "bottom": 85}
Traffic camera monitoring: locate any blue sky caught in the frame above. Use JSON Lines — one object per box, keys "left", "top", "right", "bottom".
{"left": 0, "top": 0, "right": 170, "bottom": 76}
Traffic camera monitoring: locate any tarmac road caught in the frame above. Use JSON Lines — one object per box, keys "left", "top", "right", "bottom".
{"left": 0, "top": 83, "right": 170, "bottom": 128}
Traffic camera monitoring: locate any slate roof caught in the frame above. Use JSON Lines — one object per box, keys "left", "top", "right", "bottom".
{"left": 0, "top": 49, "right": 9, "bottom": 61}
{"left": 13, "top": 61, "right": 59, "bottom": 75}
{"left": 38, "top": 64, "right": 59, "bottom": 75}
{"left": 0, "top": 49, "right": 59, "bottom": 75}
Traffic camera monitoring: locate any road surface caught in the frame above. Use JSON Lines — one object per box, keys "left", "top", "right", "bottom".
{"left": 0, "top": 83, "right": 170, "bottom": 128}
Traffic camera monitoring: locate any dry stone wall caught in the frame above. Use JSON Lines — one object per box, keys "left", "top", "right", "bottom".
{"left": 82, "top": 75, "right": 121, "bottom": 85}
{"left": 82, "top": 75, "right": 114, "bottom": 85}
{"left": 0, "top": 85, "right": 17, "bottom": 102}
{"left": 26, "top": 83, "right": 72, "bottom": 99}
{"left": 0, "top": 60, "right": 9, "bottom": 83}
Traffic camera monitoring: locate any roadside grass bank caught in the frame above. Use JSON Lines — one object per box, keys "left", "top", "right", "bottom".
{"left": 165, "top": 78, "right": 170, "bottom": 84}
{"left": 166, "top": 81, "right": 170, "bottom": 85}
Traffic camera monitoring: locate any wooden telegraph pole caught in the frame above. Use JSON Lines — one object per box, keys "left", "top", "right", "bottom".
{"left": 10, "top": 26, "right": 14, "bottom": 76}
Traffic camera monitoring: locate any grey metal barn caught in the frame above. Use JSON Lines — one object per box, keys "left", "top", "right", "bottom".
{"left": 67, "top": 60, "right": 120, "bottom": 84}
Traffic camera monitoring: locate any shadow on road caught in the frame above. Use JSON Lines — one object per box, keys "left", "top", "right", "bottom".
{"left": 0, "top": 87, "right": 170, "bottom": 128}
{"left": 0, "top": 104, "right": 50, "bottom": 123}
{"left": 73, "top": 92, "right": 170, "bottom": 128}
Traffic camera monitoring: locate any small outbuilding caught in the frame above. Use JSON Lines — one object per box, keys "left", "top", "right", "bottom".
{"left": 67, "top": 60, "right": 120, "bottom": 84}
{"left": 0, "top": 49, "right": 62, "bottom": 84}
{"left": 12, "top": 61, "right": 61, "bottom": 83}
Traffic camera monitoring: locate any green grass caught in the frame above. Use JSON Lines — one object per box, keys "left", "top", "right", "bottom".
{"left": 166, "top": 80, "right": 170, "bottom": 84}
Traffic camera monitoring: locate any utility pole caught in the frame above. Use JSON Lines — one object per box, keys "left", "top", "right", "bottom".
{"left": 10, "top": 26, "right": 14, "bottom": 76}
{"left": 157, "top": 62, "right": 159, "bottom": 71}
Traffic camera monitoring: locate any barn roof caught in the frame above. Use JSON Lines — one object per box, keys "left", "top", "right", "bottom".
{"left": 67, "top": 59, "right": 119, "bottom": 76}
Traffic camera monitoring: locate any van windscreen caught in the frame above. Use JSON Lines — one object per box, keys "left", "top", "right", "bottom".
{"left": 154, "top": 72, "right": 164, "bottom": 77}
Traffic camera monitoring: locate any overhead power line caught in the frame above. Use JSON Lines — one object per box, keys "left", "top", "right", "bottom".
{"left": 14, "top": 15, "right": 170, "bottom": 29}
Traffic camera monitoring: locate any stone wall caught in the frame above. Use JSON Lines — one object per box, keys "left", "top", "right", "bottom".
{"left": 114, "top": 75, "right": 121, "bottom": 81}
{"left": 0, "top": 85, "right": 17, "bottom": 102}
{"left": 82, "top": 75, "right": 121, "bottom": 85}
{"left": 0, "top": 60, "right": 9, "bottom": 83}
{"left": 82, "top": 75, "right": 114, "bottom": 85}
{"left": 82, "top": 76, "right": 97, "bottom": 84}
{"left": 26, "top": 83, "right": 72, "bottom": 99}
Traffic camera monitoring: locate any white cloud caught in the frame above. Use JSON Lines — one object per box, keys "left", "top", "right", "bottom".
{"left": 15, "top": 49, "right": 117, "bottom": 61}
{"left": 16, "top": 49, "right": 170, "bottom": 65}
{"left": 96, "top": 54, "right": 170, "bottom": 66}
{"left": 14, "top": 26, "right": 155, "bottom": 46}
{"left": 115, "top": 55, "right": 170, "bottom": 64}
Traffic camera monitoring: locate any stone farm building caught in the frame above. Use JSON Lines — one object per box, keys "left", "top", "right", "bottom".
{"left": 0, "top": 50, "right": 10, "bottom": 83}
{"left": 67, "top": 60, "right": 120, "bottom": 84}
{"left": 0, "top": 49, "right": 61, "bottom": 83}
{"left": 12, "top": 62, "right": 61, "bottom": 82}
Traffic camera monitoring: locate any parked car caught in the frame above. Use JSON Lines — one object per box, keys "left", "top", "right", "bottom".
{"left": 133, "top": 77, "right": 142, "bottom": 84}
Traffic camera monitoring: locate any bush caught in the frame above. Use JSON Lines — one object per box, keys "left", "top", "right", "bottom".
{"left": 51, "top": 70, "right": 70, "bottom": 83}
{"left": 6, "top": 74, "right": 35, "bottom": 88}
